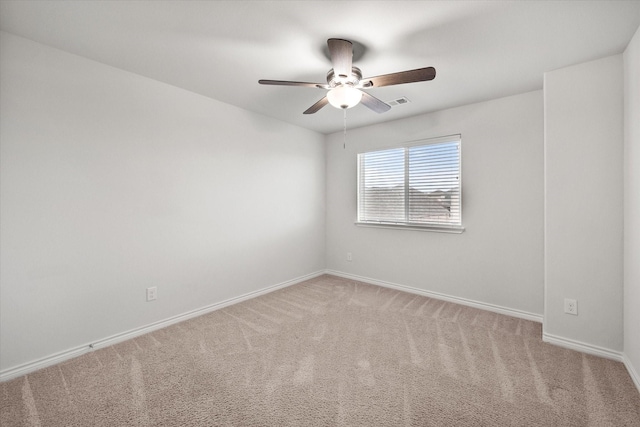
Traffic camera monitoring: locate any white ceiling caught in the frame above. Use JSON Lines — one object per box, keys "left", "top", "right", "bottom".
{"left": 1, "top": 1, "right": 639, "bottom": 134}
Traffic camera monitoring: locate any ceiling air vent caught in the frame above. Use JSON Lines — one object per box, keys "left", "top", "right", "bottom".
{"left": 387, "top": 96, "right": 411, "bottom": 107}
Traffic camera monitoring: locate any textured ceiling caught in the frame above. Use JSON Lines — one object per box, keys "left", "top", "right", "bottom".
{"left": 1, "top": 1, "right": 639, "bottom": 134}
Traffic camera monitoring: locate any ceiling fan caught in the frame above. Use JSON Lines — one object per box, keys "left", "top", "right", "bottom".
{"left": 259, "top": 38, "right": 436, "bottom": 114}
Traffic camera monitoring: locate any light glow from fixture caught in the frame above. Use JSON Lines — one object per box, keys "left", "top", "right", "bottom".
{"left": 327, "top": 85, "right": 363, "bottom": 109}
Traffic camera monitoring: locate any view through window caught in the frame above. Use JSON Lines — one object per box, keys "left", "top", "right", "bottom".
{"left": 357, "top": 135, "right": 462, "bottom": 230}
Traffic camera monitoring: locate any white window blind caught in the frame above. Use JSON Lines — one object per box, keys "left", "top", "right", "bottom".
{"left": 357, "top": 135, "right": 462, "bottom": 230}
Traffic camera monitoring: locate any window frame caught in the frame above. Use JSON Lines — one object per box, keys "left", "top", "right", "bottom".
{"left": 355, "top": 134, "right": 464, "bottom": 234}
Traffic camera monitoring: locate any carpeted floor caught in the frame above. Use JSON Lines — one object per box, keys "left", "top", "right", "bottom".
{"left": 2, "top": 274, "right": 640, "bottom": 426}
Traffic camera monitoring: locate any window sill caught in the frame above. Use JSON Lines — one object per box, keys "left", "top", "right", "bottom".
{"left": 355, "top": 222, "right": 465, "bottom": 234}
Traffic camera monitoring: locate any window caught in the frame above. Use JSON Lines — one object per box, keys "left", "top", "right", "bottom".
{"left": 357, "top": 135, "right": 463, "bottom": 232}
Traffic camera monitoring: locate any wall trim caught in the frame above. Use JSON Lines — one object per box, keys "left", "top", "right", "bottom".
{"left": 622, "top": 353, "right": 640, "bottom": 393}
{"left": 542, "top": 333, "right": 640, "bottom": 393}
{"left": 325, "top": 270, "right": 543, "bottom": 323}
{"left": 6, "top": 268, "right": 637, "bottom": 394}
{"left": 0, "top": 270, "right": 325, "bottom": 383}
{"left": 542, "top": 332, "right": 623, "bottom": 362}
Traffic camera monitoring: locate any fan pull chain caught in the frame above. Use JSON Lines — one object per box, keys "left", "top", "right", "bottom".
{"left": 343, "top": 108, "right": 347, "bottom": 149}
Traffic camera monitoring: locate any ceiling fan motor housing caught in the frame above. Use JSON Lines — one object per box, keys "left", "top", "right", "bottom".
{"left": 327, "top": 67, "right": 363, "bottom": 88}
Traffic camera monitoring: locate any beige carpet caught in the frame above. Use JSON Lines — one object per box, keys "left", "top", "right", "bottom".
{"left": 2, "top": 274, "right": 639, "bottom": 426}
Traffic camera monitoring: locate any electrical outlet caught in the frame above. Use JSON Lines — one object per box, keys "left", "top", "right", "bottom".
{"left": 146, "top": 286, "right": 157, "bottom": 302}
{"left": 564, "top": 298, "right": 577, "bottom": 315}
{"left": 347, "top": 252, "right": 353, "bottom": 262}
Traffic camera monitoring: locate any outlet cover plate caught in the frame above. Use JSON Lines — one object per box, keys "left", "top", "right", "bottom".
{"left": 146, "top": 286, "right": 157, "bottom": 302}
{"left": 564, "top": 298, "right": 577, "bottom": 315}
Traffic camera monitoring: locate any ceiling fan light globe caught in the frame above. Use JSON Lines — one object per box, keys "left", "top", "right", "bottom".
{"left": 327, "top": 85, "right": 363, "bottom": 109}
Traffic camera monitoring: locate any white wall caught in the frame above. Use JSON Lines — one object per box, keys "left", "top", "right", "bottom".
{"left": 326, "top": 91, "right": 544, "bottom": 317}
{"left": 2, "top": 24, "right": 637, "bottom": 386}
{"left": 544, "top": 55, "right": 624, "bottom": 352}
{"left": 0, "top": 32, "right": 326, "bottom": 373}
{"left": 624, "top": 26, "right": 640, "bottom": 385}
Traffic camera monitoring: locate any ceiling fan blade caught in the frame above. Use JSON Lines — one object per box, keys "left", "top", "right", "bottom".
{"left": 303, "top": 96, "right": 329, "bottom": 114}
{"left": 363, "top": 67, "right": 436, "bottom": 88}
{"left": 259, "top": 79, "right": 328, "bottom": 89}
{"left": 360, "top": 91, "right": 391, "bottom": 114}
{"left": 327, "top": 38, "right": 353, "bottom": 80}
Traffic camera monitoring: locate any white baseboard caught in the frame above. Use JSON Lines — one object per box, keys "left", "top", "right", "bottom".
{"left": 0, "top": 270, "right": 325, "bottom": 383}
{"left": 328, "top": 270, "right": 640, "bottom": 391}
{"left": 0, "top": 346, "right": 91, "bottom": 384}
{"left": 542, "top": 333, "right": 640, "bottom": 393}
{"left": 541, "top": 332, "right": 624, "bottom": 362}
{"left": 6, "top": 268, "right": 638, "bottom": 395}
{"left": 622, "top": 353, "right": 640, "bottom": 393}
{"left": 325, "top": 270, "right": 543, "bottom": 323}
